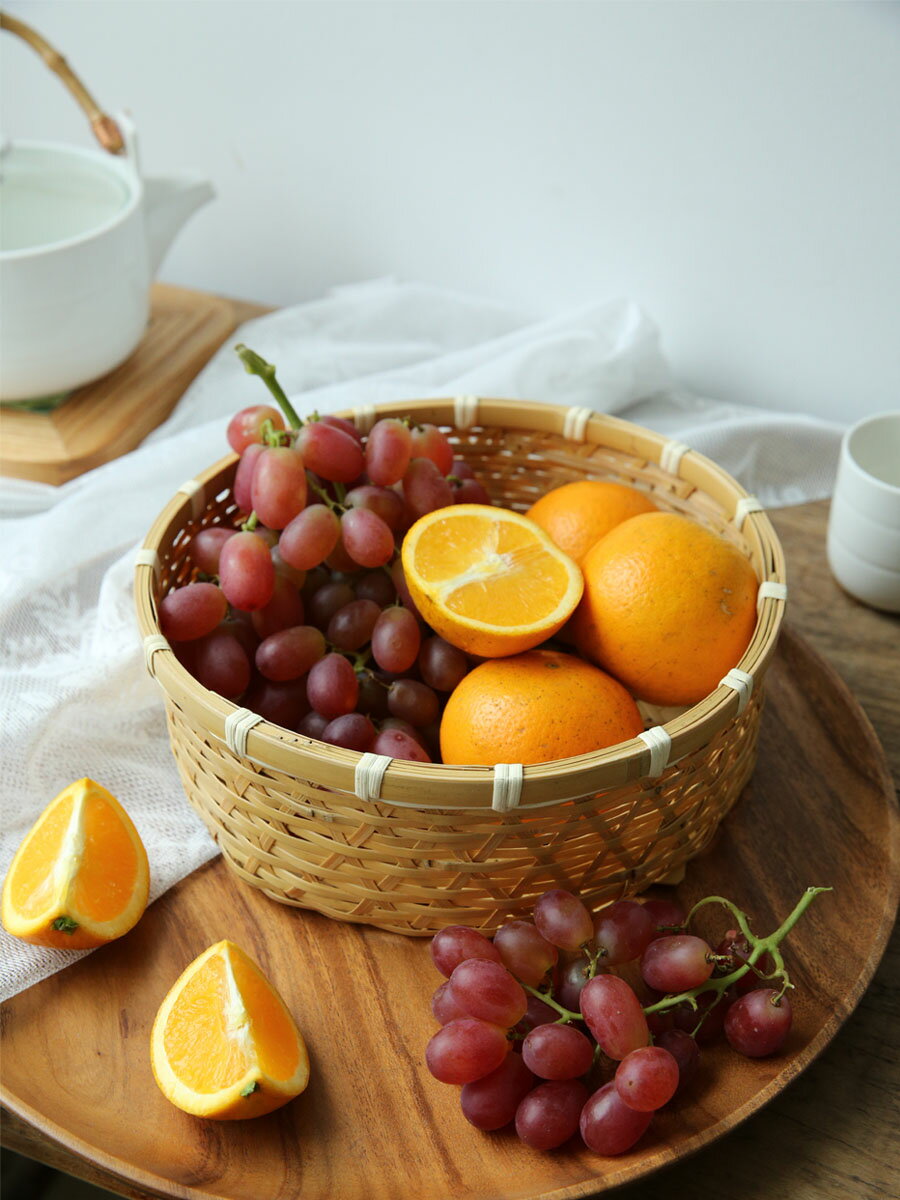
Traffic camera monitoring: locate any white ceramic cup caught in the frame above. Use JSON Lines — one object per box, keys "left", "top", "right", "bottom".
{"left": 0, "top": 116, "right": 213, "bottom": 403}
{"left": 827, "top": 411, "right": 900, "bottom": 612}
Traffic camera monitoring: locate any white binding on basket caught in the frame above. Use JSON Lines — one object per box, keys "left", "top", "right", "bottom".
{"left": 492, "top": 763, "right": 524, "bottom": 812}
{"left": 562, "top": 406, "right": 593, "bottom": 443}
{"left": 734, "top": 496, "right": 764, "bottom": 530}
{"left": 134, "top": 547, "right": 160, "bottom": 579}
{"left": 719, "top": 667, "right": 755, "bottom": 715}
{"left": 758, "top": 580, "right": 788, "bottom": 609}
{"left": 142, "top": 634, "right": 169, "bottom": 676}
{"left": 454, "top": 395, "right": 479, "bottom": 430}
{"left": 355, "top": 752, "right": 392, "bottom": 803}
{"left": 176, "top": 478, "right": 206, "bottom": 521}
{"left": 352, "top": 404, "right": 377, "bottom": 435}
{"left": 638, "top": 726, "right": 672, "bottom": 778}
{"left": 225, "top": 708, "right": 264, "bottom": 758}
{"left": 659, "top": 440, "right": 691, "bottom": 477}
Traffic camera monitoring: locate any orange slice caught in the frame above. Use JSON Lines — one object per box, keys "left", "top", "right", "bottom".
{"left": 150, "top": 940, "right": 310, "bottom": 1119}
{"left": 1, "top": 778, "right": 150, "bottom": 950}
{"left": 401, "top": 504, "right": 584, "bottom": 657}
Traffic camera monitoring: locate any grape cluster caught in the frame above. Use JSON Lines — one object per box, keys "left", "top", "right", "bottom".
{"left": 157, "top": 346, "right": 490, "bottom": 760}
{"left": 425, "top": 885, "right": 829, "bottom": 1155}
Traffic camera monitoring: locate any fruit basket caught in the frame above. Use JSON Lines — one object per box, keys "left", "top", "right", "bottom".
{"left": 134, "top": 398, "right": 786, "bottom": 934}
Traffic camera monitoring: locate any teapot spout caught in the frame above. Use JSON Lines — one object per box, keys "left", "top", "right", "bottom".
{"left": 144, "top": 173, "right": 214, "bottom": 275}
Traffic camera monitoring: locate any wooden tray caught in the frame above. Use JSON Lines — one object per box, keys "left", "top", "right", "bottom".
{"left": 1, "top": 626, "right": 897, "bottom": 1200}
{"left": 0, "top": 284, "right": 237, "bottom": 486}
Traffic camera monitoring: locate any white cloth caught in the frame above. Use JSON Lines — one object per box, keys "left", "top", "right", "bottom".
{"left": 0, "top": 279, "right": 844, "bottom": 1000}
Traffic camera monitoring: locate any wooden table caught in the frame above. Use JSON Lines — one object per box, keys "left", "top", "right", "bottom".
{"left": 1, "top": 296, "right": 898, "bottom": 1199}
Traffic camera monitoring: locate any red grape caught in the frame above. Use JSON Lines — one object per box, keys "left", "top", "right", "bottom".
{"left": 390, "top": 559, "right": 423, "bottom": 619}
{"left": 453, "top": 478, "right": 491, "bottom": 505}
{"left": 193, "top": 631, "right": 251, "bottom": 699}
{"left": 306, "top": 653, "right": 359, "bottom": 718}
{"left": 255, "top": 626, "right": 326, "bottom": 682}
{"left": 327, "top": 599, "right": 381, "bottom": 651}
{"left": 219, "top": 531, "right": 276, "bottom": 611}
{"left": 430, "top": 926, "right": 503, "bottom": 978}
{"left": 387, "top": 679, "right": 440, "bottom": 728}
{"left": 425, "top": 1018, "right": 509, "bottom": 1085}
{"left": 371, "top": 606, "right": 421, "bottom": 672}
{"left": 271, "top": 545, "right": 306, "bottom": 588}
{"left": 432, "top": 981, "right": 471, "bottom": 1026}
{"left": 579, "top": 1081, "right": 652, "bottom": 1155}
{"left": 403, "top": 457, "right": 454, "bottom": 518}
{"left": 296, "top": 421, "right": 364, "bottom": 483}
{"left": 159, "top": 582, "right": 227, "bottom": 642}
{"left": 322, "top": 712, "right": 376, "bottom": 752}
{"left": 724, "top": 989, "right": 792, "bottom": 1057}
{"left": 242, "top": 677, "right": 309, "bottom": 730}
{"left": 533, "top": 889, "right": 594, "bottom": 951}
{"left": 298, "top": 710, "right": 330, "bottom": 740}
{"left": 410, "top": 423, "right": 454, "bottom": 475}
{"left": 556, "top": 958, "right": 591, "bottom": 1013}
{"left": 448, "top": 959, "right": 527, "bottom": 1028}
{"left": 493, "top": 920, "right": 558, "bottom": 986}
{"left": 365, "top": 418, "right": 412, "bottom": 486}
{"left": 715, "top": 929, "right": 775, "bottom": 994}
{"left": 522, "top": 1023, "right": 594, "bottom": 1081}
{"left": 460, "top": 1052, "right": 534, "bottom": 1131}
{"left": 592, "top": 900, "right": 656, "bottom": 966}
{"left": 357, "top": 673, "right": 390, "bottom": 719}
{"left": 371, "top": 727, "right": 431, "bottom": 762}
{"left": 515, "top": 1079, "right": 588, "bottom": 1150}
{"left": 345, "top": 485, "right": 408, "bottom": 533}
{"left": 379, "top": 718, "right": 428, "bottom": 750}
{"left": 189, "top": 527, "right": 235, "bottom": 574}
{"left": 641, "top": 935, "right": 714, "bottom": 993}
{"left": 642, "top": 898, "right": 686, "bottom": 938}
{"left": 450, "top": 458, "right": 476, "bottom": 480}
{"left": 671, "top": 989, "right": 731, "bottom": 1044}
{"left": 324, "top": 536, "right": 362, "bottom": 574}
{"left": 307, "top": 581, "right": 356, "bottom": 629}
{"left": 579, "top": 975, "right": 650, "bottom": 1060}
{"left": 279, "top": 505, "right": 341, "bottom": 570}
{"left": 340, "top": 507, "right": 395, "bottom": 568}
{"left": 418, "top": 636, "right": 469, "bottom": 692}
{"left": 227, "top": 404, "right": 285, "bottom": 453}
{"left": 514, "top": 995, "right": 559, "bottom": 1036}
{"left": 614, "top": 1045, "right": 679, "bottom": 1112}
{"left": 355, "top": 569, "right": 397, "bottom": 607}
{"left": 250, "top": 574, "right": 304, "bottom": 639}
{"left": 655, "top": 1029, "right": 700, "bottom": 1093}
{"left": 319, "top": 413, "right": 363, "bottom": 445}
{"left": 250, "top": 446, "right": 308, "bottom": 529}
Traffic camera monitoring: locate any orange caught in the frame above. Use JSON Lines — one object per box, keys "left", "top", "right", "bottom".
{"left": 401, "top": 504, "right": 583, "bottom": 658}
{"left": 527, "top": 480, "right": 658, "bottom": 565}
{"left": 150, "top": 940, "right": 310, "bottom": 1119}
{"left": 1, "top": 778, "right": 150, "bottom": 950}
{"left": 440, "top": 649, "right": 645, "bottom": 765}
{"left": 571, "top": 511, "right": 758, "bottom": 707}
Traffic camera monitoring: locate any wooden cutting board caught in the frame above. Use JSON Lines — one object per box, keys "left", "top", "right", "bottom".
{"left": 0, "top": 284, "right": 248, "bottom": 486}
{"left": 1, "top": 626, "right": 897, "bottom": 1200}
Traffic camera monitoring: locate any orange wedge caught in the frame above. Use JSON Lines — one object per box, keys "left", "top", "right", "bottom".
{"left": 1, "top": 778, "right": 150, "bottom": 950}
{"left": 150, "top": 940, "right": 310, "bottom": 1119}
{"left": 401, "top": 504, "right": 584, "bottom": 657}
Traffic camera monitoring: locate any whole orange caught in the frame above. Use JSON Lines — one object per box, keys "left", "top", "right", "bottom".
{"left": 527, "top": 481, "right": 657, "bottom": 565}
{"left": 440, "top": 649, "right": 645, "bottom": 766}
{"left": 570, "top": 512, "right": 758, "bottom": 707}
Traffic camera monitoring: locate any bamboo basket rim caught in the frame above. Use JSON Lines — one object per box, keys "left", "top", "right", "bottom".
{"left": 134, "top": 397, "right": 786, "bottom": 811}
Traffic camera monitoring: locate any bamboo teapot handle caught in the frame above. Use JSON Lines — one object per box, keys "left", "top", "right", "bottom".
{"left": 0, "top": 9, "right": 124, "bottom": 154}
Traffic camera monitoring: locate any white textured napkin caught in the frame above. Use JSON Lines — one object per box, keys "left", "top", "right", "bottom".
{"left": 0, "top": 279, "right": 844, "bottom": 1000}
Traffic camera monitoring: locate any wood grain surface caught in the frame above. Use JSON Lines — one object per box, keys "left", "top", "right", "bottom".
{"left": 1, "top": 621, "right": 897, "bottom": 1200}
{"left": 0, "top": 285, "right": 237, "bottom": 485}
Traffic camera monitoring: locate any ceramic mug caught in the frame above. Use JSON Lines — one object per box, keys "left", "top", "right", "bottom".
{"left": 827, "top": 411, "right": 900, "bottom": 613}
{"left": 0, "top": 115, "right": 213, "bottom": 403}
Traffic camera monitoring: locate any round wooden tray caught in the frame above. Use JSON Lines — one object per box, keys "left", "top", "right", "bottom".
{"left": 1, "top": 626, "right": 897, "bottom": 1200}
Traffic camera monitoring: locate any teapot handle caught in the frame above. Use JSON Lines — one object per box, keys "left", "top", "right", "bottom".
{"left": 0, "top": 11, "right": 125, "bottom": 154}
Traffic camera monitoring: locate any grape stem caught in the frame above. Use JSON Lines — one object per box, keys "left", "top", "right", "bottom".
{"left": 235, "top": 344, "right": 303, "bottom": 430}
{"left": 522, "top": 984, "right": 581, "bottom": 1024}
{"left": 642, "top": 886, "right": 832, "bottom": 1017}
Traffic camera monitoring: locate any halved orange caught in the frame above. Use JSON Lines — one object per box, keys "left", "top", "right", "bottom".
{"left": 1, "top": 778, "right": 150, "bottom": 950}
{"left": 150, "top": 940, "right": 310, "bottom": 1119}
{"left": 401, "top": 504, "right": 584, "bottom": 657}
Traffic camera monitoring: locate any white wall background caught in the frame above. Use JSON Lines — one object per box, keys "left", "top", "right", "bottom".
{"left": 3, "top": 0, "right": 899, "bottom": 424}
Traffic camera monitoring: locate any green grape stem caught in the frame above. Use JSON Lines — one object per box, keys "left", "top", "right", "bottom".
{"left": 522, "top": 983, "right": 582, "bottom": 1024}
{"left": 642, "top": 886, "right": 832, "bottom": 1017}
{"left": 235, "top": 344, "right": 303, "bottom": 430}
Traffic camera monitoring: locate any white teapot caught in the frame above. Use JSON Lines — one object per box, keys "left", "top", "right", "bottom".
{"left": 0, "top": 115, "right": 214, "bottom": 403}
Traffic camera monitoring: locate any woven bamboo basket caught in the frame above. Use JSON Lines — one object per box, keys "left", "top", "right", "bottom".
{"left": 135, "top": 398, "right": 786, "bottom": 935}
